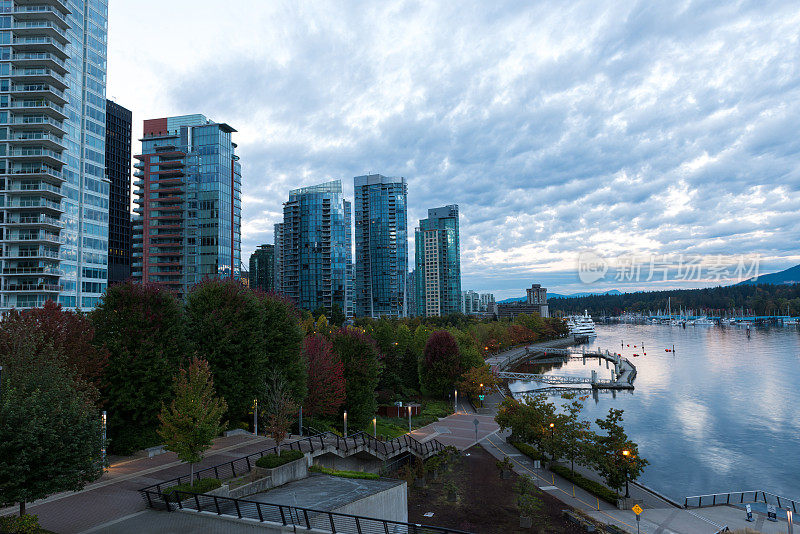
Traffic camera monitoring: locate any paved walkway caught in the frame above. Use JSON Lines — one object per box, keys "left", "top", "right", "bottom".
{"left": 0, "top": 433, "right": 278, "bottom": 534}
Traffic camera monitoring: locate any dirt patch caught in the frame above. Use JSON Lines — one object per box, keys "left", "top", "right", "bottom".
{"left": 402, "top": 445, "right": 586, "bottom": 533}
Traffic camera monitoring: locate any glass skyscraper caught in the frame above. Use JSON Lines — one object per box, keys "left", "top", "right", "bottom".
{"left": 0, "top": 0, "right": 108, "bottom": 310}
{"left": 414, "top": 205, "right": 461, "bottom": 317}
{"left": 353, "top": 174, "right": 407, "bottom": 318}
{"left": 275, "top": 180, "right": 353, "bottom": 318}
{"left": 249, "top": 243, "right": 273, "bottom": 292}
{"left": 131, "top": 115, "right": 241, "bottom": 298}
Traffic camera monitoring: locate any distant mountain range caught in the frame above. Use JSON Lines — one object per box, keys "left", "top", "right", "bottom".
{"left": 497, "top": 289, "right": 622, "bottom": 303}
{"left": 495, "top": 264, "right": 800, "bottom": 304}
{"left": 738, "top": 264, "right": 800, "bottom": 286}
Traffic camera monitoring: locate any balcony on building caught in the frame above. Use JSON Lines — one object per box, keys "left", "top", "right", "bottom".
{"left": 12, "top": 20, "right": 69, "bottom": 43}
{"left": 9, "top": 82, "right": 67, "bottom": 105}
{"left": 8, "top": 130, "right": 65, "bottom": 151}
{"left": 11, "top": 36, "right": 69, "bottom": 58}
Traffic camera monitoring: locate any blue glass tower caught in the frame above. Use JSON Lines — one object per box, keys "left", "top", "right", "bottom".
{"left": 354, "top": 174, "right": 407, "bottom": 318}
{"left": 414, "top": 205, "right": 461, "bottom": 317}
{"left": 277, "top": 180, "right": 352, "bottom": 318}
{"left": 0, "top": 0, "right": 109, "bottom": 310}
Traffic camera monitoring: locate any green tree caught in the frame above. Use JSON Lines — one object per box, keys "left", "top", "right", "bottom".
{"left": 420, "top": 330, "right": 462, "bottom": 398}
{"left": 587, "top": 408, "right": 648, "bottom": 493}
{"left": 559, "top": 393, "right": 592, "bottom": 474}
{"left": 457, "top": 364, "right": 498, "bottom": 399}
{"left": 261, "top": 374, "right": 297, "bottom": 454}
{"left": 0, "top": 331, "right": 103, "bottom": 516}
{"left": 332, "top": 328, "right": 381, "bottom": 430}
{"left": 158, "top": 357, "right": 227, "bottom": 481}
{"left": 186, "top": 279, "right": 266, "bottom": 422}
{"left": 449, "top": 328, "right": 483, "bottom": 370}
{"left": 396, "top": 324, "right": 418, "bottom": 390}
{"left": 92, "top": 282, "right": 187, "bottom": 454}
{"left": 495, "top": 393, "right": 556, "bottom": 451}
{"left": 260, "top": 293, "right": 306, "bottom": 403}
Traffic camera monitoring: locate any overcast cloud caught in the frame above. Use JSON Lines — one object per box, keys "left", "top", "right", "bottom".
{"left": 108, "top": 0, "right": 800, "bottom": 298}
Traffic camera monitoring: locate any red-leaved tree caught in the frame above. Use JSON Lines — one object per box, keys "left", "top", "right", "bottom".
{"left": 420, "top": 330, "right": 462, "bottom": 398}
{"left": 303, "top": 334, "right": 345, "bottom": 417}
{"left": 0, "top": 300, "right": 108, "bottom": 401}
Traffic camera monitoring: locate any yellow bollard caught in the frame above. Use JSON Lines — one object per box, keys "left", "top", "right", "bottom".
{"left": 552, "top": 473, "right": 555, "bottom": 485}
{"left": 572, "top": 485, "right": 575, "bottom": 497}
{"left": 597, "top": 497, "right": 600, "bottom": 510}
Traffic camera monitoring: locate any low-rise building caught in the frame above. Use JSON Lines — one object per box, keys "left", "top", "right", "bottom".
{"left": 496, "top": 284, "right": 549, "bottom": 319}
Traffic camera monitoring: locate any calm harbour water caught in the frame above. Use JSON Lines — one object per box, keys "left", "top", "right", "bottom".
{"left": 508, "top": 323, "right": 800, "bottom": 502}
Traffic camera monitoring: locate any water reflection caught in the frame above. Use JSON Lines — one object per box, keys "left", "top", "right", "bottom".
{"left": 507, "top": 324, "right": 800, "bottom": 501}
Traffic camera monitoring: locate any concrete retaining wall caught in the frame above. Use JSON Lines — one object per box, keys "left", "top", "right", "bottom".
{"left": 313, "top": 452, "right": 383, "bottom": 474}
{"left": 212, "top": 457, "right": 309, "bottom": 499}
{"left": 332, "top": 480, "right": 408, "bottom": 523}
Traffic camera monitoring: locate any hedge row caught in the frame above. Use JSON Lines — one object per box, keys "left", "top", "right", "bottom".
{"left": 255, "top": 450, "right": 304, "bottom": 469}
{"left": 509, "top": 440, "right": 546, "bottom": 462}
{"left": 162, "top": 478, "right": 222, "bottom": 501}
{"left": 309, "top": 465, "right": 379, "bottom": 480}
{"left": 550, "top": 464, "right": 620, "bottom": 505}
{"left": 510, "top": 440, "right": 620, "bottom": 505}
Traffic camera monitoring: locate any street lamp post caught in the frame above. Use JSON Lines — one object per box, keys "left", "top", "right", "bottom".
{"left": 408, "top": 406, "right": 412, "bottom": 433}
{"left": 101, "top": 411, "right": 107, "bottom": 467}
{"left": 253, "top": 399, "right": 258, "bottom": 436}
{"left": 549, "top": 422, "right": 555, "bottom": 463}
{"left": 454, "top": 389, "right": 458, "bottom": 413}
{"left": 622, "top": 450, "right": 631, "bottom": 498}
{"left": 373, "top": 417, "right": 377, "bottom": 438}
{"left": 343, "top": 411, "right": 348, "bottom": 438}
{"left": 479, "top": 383, "right": 484, "bottom": 408}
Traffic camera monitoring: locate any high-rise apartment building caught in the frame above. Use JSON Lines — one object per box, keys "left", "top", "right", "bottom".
{"left": 249, "top": 244, "right": 274, "bottom": 292}
{"left": 414, "top": 205, "right": 461, "bottom": 317}
{"left": 461, "top": 289, "right": 481, "bottom": 315}
{"left": 131, "top": 115, "right": 241, "bottom": 298}
{"left": 353, "top": 174, "right": 408, "bottom": 318}
{"left": 0, "top": 0, "right": 109, "bottom": 310}
{"left": 275, "top": 180, "right": 352, "bottom": 318}
{"left": 273, "top": 222, "right": 283, "bottom": 293}
{"left": 106, "top": 100, "right": 131, "bottom": 285}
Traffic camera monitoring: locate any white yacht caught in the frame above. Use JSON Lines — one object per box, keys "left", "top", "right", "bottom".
{"left": 566, "top": 310, "right": 597, "bottom": 337}
{"left": 692, "top": 317, "right": 714, "bottom": 326}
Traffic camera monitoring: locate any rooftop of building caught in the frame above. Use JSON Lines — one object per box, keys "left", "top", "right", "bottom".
{"left": 289, "top": 180, "right": 343, "bottom": 197}
{"left": 142, "top": 114, "right": 236, "bottom": 139}
{"left": 248, "top": 473, "right": 404, "bottom": 511}
{"left": 354, "top": 174, "right": 406, "bottom": 187}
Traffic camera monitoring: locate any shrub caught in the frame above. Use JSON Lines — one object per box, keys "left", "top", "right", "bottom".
{"left": 0, "top": 514, "right": 41, "bottom": 534}
{"left": 309, "top": 465, "right": 380, "bottom": 480}
{"left": 518, "top": 493, "right": 542, "bottom": 517}
{"left": 510, "top": 440, "right": 546, "bottom": 462}
{"left": 550, "top": 464, "right": 620, "bottom": 504}
{"left": 255, "top": 450, "right": 304, "bottom": 469}
{"left": 496, "top": 456, "right": 514, "bottom": 472}
{"left": 162, "top": 478, "right": 222, "bottom": 501}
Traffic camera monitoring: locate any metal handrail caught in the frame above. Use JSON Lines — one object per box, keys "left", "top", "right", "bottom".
{"left": 144, "top": 488, "right": 472, "bottom": 533}
{"left": 684, "top": 490, "right": 799, "bottom": 513}
{"left": 138, "top": 430, "right": 447, "bottom": 498}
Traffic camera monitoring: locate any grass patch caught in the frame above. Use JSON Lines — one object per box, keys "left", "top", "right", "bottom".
{"left": 255, "top": 449, "right": 304, "bottom": 469}
{"left": 550, "top": 464, "right": 620, "bottom": 505}
{"left": 162, "top": 478, "right": 222, "bottom": 501}
{"left": 310, "top": 465, "right": 379, "bottom": 479}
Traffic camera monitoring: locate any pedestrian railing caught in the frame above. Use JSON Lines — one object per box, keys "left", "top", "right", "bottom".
{"left": 684, "top": 490, "right": 799, "bottom": 513}
{"left": 138, "top": 431, "right": 446, "bottom": 506}
{"left": 146, "top": 489, "right": 471, "bottom": 533}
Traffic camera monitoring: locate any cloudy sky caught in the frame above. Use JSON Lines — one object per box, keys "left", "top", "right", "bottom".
{"left": 108, "top": 1, "right": 800, "bottom": 299}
